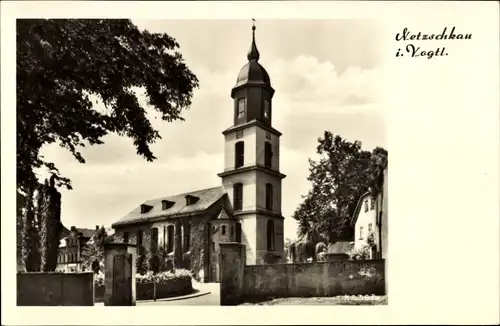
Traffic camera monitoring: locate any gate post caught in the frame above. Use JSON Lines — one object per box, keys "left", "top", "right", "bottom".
{"left": 103, "top": 243, "right": 137, "bottom": 306}
{"left": 219, "top": 242, "right": 245, "bottom": 306}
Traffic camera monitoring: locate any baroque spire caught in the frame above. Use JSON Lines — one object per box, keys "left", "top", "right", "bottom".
{"left": 247, "top": 19, "right": 260, "bottom": 62}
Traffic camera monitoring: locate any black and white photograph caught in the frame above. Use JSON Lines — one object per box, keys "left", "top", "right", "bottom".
{"left": 2, "top": 1, "right": 499, "bottom": 325}
{"left": 15, "top": 17, "right": 388, "bottom": 307}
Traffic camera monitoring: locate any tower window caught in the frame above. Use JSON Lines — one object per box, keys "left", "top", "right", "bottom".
{"left": 265, "top": 183, "right": 274, "bottom": 210}
{"left": 235, "top": 141, "right": 244, "bottom": 168}
{"left": 264, "top": 99, "right": 270, "bottom": 120}
{"left": 267, "top": 220, "right": 275, "bottom": 251}
{"left": 233, "top": 183, "right": 243, "bottom": 211}
{"left": 264, "top": 142, "right": 273, "bottom": 168}
{"left": 238, "top": 98, "right": 245, "bottom": 118}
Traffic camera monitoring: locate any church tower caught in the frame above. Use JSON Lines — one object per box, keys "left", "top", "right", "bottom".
{"left": 218, "top": 22, "right": 286, "bottom": 265}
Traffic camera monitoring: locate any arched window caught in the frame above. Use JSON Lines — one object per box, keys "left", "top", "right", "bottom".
{"left": 235, "top": 141, "right": 244, "bottom": 168}
{"left": 264, "top": 142, "right": 273, "bottom": 168}
{"left": 237, "top": 98, "right": 245, "bottom": 118}
{"left": 267, "top": 220, "right": 275, "bottom": 251}
{"left": 221, "top": 225, "right": 226, "bottom": 235}
{"left": 137, "top": 230, "right": 143, "bottom": 246}
{"left": 233, "top": 183, "right": 243, "bottom": 211}
{"left": 265, "top": 183, "right": 273, "bottom": 210}
{"left": 167, "top": 225, "right": 174, "bottom": 253}
{"left": 151, "top": 228, "right": 159, "bottom": 253}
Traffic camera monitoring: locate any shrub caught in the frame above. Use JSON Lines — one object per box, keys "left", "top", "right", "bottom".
{"left": 136, "top": 269, "right": 192, "bottom": 284}
{"left": 347, "top": 244, "right": 372, "bottom": 260}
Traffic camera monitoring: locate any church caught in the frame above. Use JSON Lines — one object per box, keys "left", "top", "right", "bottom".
{"left": 111, "top": 23, "right": 286, "bottom": 283}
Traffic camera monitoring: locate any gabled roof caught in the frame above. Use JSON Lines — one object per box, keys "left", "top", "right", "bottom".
{"left": 112, "top": 186, "right": 226, "bottom": 228}
{"left": 214, "top": 207, "right": 233, "bottom": 221}
{"left": 349, "top": 191, "right": 372, "bottom": 226}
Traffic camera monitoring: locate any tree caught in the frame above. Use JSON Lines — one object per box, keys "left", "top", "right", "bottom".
{"left": 17, "top": 19, "right": 199, "bottom": 192}
{"left": 21, "top": 185, "right": 41, "bottom": 272}
{"left": 292, "top": 131, "right": 388, "bottom": 244}
{"left": 81, "top": 226, "right": 112, "bottom": 273}
{"left": 39, "top": 176, "right": 62, "bottom": 272}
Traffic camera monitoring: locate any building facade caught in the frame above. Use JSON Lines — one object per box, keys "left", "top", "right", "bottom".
{"left": 351, "top": 163, "right": 388, "bottom": 260}
{"left": 56, "top": 226, "right": 94, "bottom": 272}
{"left": 111, "top": 24, "right": 286, "bottom": 282}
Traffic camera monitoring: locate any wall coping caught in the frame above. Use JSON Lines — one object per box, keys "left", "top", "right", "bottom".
{"left": 17, "top": 271, "right": 94, "bottom": 275}
{"left": 244, "top": 259, "right": 386, "bottom": 268}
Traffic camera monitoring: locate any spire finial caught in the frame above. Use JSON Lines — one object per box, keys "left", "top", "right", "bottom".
{"left": 247, "top": 18, "right": 260, "bottom": 62}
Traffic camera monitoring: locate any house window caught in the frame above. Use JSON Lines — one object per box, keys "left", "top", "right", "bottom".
{"left": 264, "top": 142, "right": 273, "bottom": 168}
{"left": 370, "top": 197, "right": 375, "bottom": 210}
{"left": 267, "top": 220, "right": 275, "bottom": 251}
{"left": 265, "top": 183, "right": 273, "bottom": 210}
{"left": 235, "top": 141, "right": 244, "bottom": 168}
{"left": 233, "top": 183, "right": 243, "bottom": 211}
{"left": 167, "top": 225, "right": 174, "bottom": 253}
{"left": 238, "top": 98, "right": 245, "bottom": 118}
{"left": 264, "top": 99, "right": 270, "bottom": 120}
{"left": 221, "top": 225, "right": 226, "bottom": 235}
{"left": 137, "top": 230, "right": 143, "bottom": 246}
{"left": 364, "top": 200, "right": 369, "bottom": 212}
{"left": 235, "top": 223, "right": 242, "bottom": 243}
{"left": 368, "top": 223, "right": 373, "bottom": 233}
{"left": 359, "top": 226, "right": 364, "bottom": 240}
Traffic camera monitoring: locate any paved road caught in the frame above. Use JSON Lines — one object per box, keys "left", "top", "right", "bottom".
{"left": 138, "top": 282, "right": 220, "bottom": 306}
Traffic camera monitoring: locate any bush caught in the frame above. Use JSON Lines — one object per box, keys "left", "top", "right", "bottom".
{"left": 347, "top": 244, "right": 372, "bottom": 260}
{"left": 136, "top": 269, "right": 192, "bottom": 284}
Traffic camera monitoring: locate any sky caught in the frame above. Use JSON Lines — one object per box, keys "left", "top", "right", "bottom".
{"left": 38, "top": 19, "right": 386, "bottom": 241}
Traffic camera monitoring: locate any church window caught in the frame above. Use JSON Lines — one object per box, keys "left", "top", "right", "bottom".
{"left": 221, "top": 225, "right": 226, "bottom": 235}
{"left": 167, "top": 225, "right": 174, "bottom": 253}
{"left": 265, "top": 183, "right": 273, "bottom": 210}
{"left": 235, "top": 223, "right": 242, "bottom": 243}
{"left": 137, "top": 230, "right": 143, "bottom": 246}
{"left": 264, "top": 142, "right": 273, "bottom": 168}
{"left": 151, "top": 227, "right": 159, "bottom": 253}
{"left": 123, "top": 232, "right": 129, "bottom": 243}
{"left": 184, "top": 222, "right": 191, "bottom": 252}
{"left": 235, "top": 141, "right": 244, "bottom": 168}
{"left": 364, "top": 200, "right": 369, "bottom": 212}
{"left": 267, "top": 220, "right": 275, "bottom": 251}
{"left": 233, "top": 183, "right": 243, "bottom": 211}
{"left": 238, "top": 98, "right": 245, "bottom": 118}
{"left": 264, "top": 99, "right": 270, "bottom": 120}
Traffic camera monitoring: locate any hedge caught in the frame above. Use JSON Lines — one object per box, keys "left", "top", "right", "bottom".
{"left": 94, "top": 269, "right": 193, "bottom": 302}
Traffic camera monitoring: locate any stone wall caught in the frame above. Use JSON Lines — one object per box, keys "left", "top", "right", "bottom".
{"left": 219, "top": 243, "right": 386, "bottom": 305}
{"left": 17, "top": 272, "right": 94, "bottom": 306}
{"left": 243, "top": 260, "right": 385, "bottom": 301}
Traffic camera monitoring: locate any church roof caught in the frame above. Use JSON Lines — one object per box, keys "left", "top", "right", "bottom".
{"left": 112, "top": 186, "right": 226, "bottom": 228}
